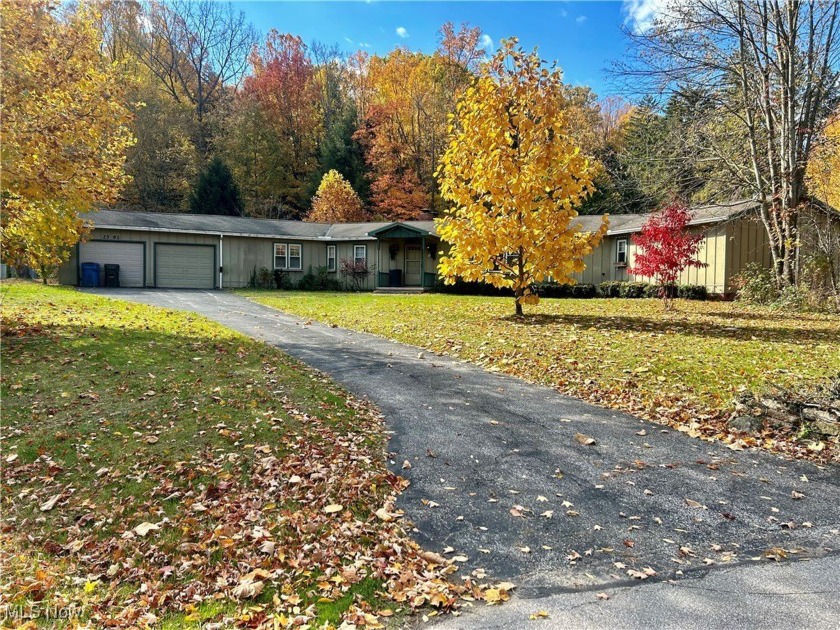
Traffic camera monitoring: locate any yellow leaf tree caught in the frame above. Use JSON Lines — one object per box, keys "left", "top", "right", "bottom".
{"left": 807, "top": 110, "right": 840, "bottom": 209}
{"left": 306, "top": 170, "right": 369, "bottom": 223}
{"left": 0, "top": 1, "right": 134, "bottom": 282}
{"left": 436, "top": 39, "right": 608, "bottom": 315}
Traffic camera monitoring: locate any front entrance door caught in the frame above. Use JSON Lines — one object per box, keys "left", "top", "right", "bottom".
{"left": 404, "top": 244, "right": 422, "bottom": 285}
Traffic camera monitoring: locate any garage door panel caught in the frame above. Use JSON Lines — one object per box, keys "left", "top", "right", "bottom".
{"left": 78, "top": 241, "right": 145, "bottom": 287}
{"left": 155, "top": 244, "right": 215, "bottom": 289}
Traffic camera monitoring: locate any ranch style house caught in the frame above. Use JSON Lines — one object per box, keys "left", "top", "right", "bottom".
{"left": 58, "top": 200, "right": 836, "bottom": 295}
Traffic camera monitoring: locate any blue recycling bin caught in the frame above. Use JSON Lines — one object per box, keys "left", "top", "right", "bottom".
{"left": 80, "top": 262, "right": 100, "bottom": 287}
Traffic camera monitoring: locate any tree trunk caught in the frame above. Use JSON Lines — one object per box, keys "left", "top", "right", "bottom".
{"left": 515, "top": 298, "right": 523, "bottom": 316}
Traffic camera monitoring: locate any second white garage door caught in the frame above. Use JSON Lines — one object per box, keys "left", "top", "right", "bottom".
{"left": 155, "top": 244, "right": 216, "bottom": 289}
{"left": 78, "top": 241, "right": 145, "bottom": 287}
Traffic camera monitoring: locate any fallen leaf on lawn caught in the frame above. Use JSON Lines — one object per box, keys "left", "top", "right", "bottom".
{"left": 529, "top": 610, "right": 549, "bottom": 620}
{"left": 258, "top": 541, "right": 275, "bottom": 555}
{"left": 375, "top": 507, "right": 397, "bottom": 522}
{"left": 39, "top": 494, "right": 61, "bottom": 512}
{"left": 6, "top": 453, "right": 18, "bottom": 463}
{"left": 575, "top": 432, "right": 597, "bottom": 446}
{"left": 536, "top": 495, "right": 548, "bottom": 502}
{"left": 540, "top": 510, "right": 554, "bottom": 519}
{"left": 191, "top": 503, "right": 207, "bottom": 512}
{"left": 402, "top": 460, "right": 412, "bottom": 470}
{"left": 134, "top": 522, "right": 160, "bottom": 537}
{"left": 518, "top": 546, "right": 531, "bottom": 553}
{"left": 232, "top": 579, "right": 264, "bottom": 599}
{"left": 323, "top": 504, "right": 343, "bottom": 514}
{"left": 685, "top": 499, "right": 706, "bottom": 509}
{"left": 791, "top": 491, "right": 805, "bottom": 500}
{"left": 452, "top": 555, "right": 469, "bottom": 562}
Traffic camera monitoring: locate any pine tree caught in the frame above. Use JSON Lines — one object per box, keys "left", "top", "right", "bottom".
{"left": 190, "top": 157, "right": 243, "bottom": 216}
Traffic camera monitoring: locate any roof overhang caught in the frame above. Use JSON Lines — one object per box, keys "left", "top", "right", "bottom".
{"left": 88, "top": 224, "right": 333, "bottom": 241}
{"left": 367, "top": 222, "right": 435, "bottom": 239}
{"left": 607, "top": 216, "right": 733, "bottom": 236}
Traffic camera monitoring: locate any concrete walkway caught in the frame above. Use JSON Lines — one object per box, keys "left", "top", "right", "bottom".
{"left": 86, "top": 289, "right": 840, "bottom": 628}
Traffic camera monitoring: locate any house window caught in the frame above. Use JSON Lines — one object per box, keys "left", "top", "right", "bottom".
{"left": 327, "top": 245, "right": 337, "bottom": 271}
{"left": 354, "top": 245, "right": 367, "bottom": 266}
{"left": 288, "top": 244, "right": 302, "bottom": 270}
{"left": 274, "top": 243, "right": 287, "bottom": 270}
{"left": 616, "top": 239, "right": 628, "bottom": 265}
{"left": 274, "top": 243, "right": 302, "bottom": 270}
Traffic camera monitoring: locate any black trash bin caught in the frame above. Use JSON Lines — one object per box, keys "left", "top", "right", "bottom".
{"left": 388, "top": 268, "right": 402, "bottom": 287}
{"left": 104, "top": 264, "right": 120, "bottom": 288}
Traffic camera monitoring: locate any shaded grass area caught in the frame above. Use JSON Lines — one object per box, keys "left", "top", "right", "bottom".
{"left": 241, "top": 291, "right": 840, "bottom": 461}
{"left": 0, "top": 283, "right": 401, "bottom": 628}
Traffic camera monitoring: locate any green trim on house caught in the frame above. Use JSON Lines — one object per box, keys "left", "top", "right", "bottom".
{"left": 367, "top": 223, "right": 432, "bottom": 239}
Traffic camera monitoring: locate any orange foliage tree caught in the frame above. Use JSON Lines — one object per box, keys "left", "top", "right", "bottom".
{"left": 306, "top": 170, "right": 369, "bottom": 223}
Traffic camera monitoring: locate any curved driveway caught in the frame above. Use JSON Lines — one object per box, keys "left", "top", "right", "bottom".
{"left": 86, "top": 289, "right": 840, "bottom": 627}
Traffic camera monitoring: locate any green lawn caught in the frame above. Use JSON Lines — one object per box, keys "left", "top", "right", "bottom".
{"left": 0, "top": 283, "right": 473, "bottom": 628}
{"left": 240, "top": 291, "right": 840, "bottom": 461}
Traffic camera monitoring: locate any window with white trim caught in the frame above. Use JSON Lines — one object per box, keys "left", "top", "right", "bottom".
{"left": 616, "top": 239, "right": 628, "bottom": 265}
{"left": 274, "top": 243, "right": 287, "bottom": 270}
{"left": 354, "top": 245, "right": 367, "bottom": 266}
{"left": 288, "top": 244, "right": 302, "bottom": 270}
{"left": 274, "top": 243, "right": 302, "bottom": 270}
{"left": 327, "top": 245, "right": 337, "bottom": 271}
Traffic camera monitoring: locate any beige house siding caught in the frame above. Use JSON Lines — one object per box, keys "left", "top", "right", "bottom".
{"left": 724, "top": 215, "right": 773, "bottom": 294}
{"left": 571, "top": 224, "right": 731, "bottom": 293}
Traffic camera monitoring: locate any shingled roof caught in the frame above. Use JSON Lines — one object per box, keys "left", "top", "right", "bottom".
{"left": 83, "top": 200, "right": 759, "bottom": 240}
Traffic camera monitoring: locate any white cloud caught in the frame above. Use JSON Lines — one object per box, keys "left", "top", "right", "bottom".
{"left": 575, "top": 15, "right": 587, "bottom": 24}
{"left": 623, "top": 0, "right": 669, "bottom": 33}
{"left": 479, "top": 33, "right": 493, "bottom": 50}
{"left": 344, "top": 36, "right": 354, "bottom": 44}
{"left": 560, "top": 8, "right": 568, "bottom": 18}
{"left": 359, "top": 42, "right": 372, "bottom": 48}
{"left": 396, "top": 26, "right": 409, "bottom": 39}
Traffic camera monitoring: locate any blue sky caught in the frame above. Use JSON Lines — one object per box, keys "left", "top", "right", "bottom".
{"left": 238, "top": 1, "right": 641, "bottom": 98}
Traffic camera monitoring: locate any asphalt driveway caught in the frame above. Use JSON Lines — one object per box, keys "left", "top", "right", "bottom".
{"left": 85, "top": 289, "right": 840, "bottom": 626}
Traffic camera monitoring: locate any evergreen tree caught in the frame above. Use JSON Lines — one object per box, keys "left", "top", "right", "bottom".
{"left": 190, "top": 157, "right": 243, "bottom": 216}
{"left": 309, "top": 105, "right": 371, "bottom": 206}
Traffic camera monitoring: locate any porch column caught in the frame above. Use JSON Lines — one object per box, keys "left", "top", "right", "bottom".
{"left": 421, "top": 236, "right": 426, "bottom": 287}
{"left": 376, "top": 239, "right": 381, "bottom": 288}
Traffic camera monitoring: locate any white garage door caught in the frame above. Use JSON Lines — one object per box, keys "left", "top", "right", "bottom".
{"left": 78, "top": 241, "right": 145, "bottom": 287}
{"left": 155, "top": 244, "right": 215, "bottom": 289}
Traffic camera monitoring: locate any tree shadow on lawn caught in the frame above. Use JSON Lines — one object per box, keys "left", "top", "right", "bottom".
{"left": 501, "top": 312, "right": 836, "bottom": 344}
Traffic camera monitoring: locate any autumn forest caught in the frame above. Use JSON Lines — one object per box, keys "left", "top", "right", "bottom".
{"left": 61, "top": 0, "right": 819, "bottom": 223}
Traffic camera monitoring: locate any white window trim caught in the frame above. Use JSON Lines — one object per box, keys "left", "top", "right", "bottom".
{"left": 327, "top": 245, "right": 337, "bottom": 272}
{"left": 616, "top": 239, "right": 628, "bottom": 264}
{"left": 354, "top": 245, "right": 367, "bottom": 266}
{"left": 274, "top": 242, "right": 302, "bottom": 271}
{"left": 274, "top": 243, "right": 287, "bottom": 270}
